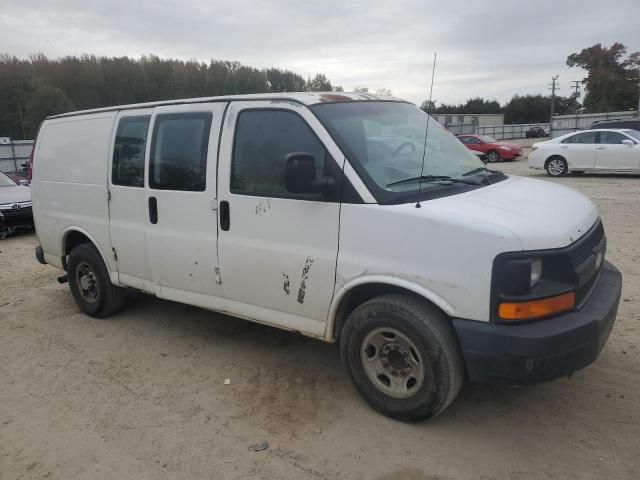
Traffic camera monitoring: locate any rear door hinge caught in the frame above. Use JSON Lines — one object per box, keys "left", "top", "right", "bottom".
{"left": 112, "top": 247, "right": 118, "bottom": 261}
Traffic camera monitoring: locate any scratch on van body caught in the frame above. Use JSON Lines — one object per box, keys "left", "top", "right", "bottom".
{"left": 282, "top": 274, "right": 290, "bottom": 295}
{"left": 297, "top": 257, "right": 314, "bottom": 304}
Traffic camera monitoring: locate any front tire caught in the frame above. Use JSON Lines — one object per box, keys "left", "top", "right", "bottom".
{"left": 340, "top": 294, "right": 464, "bottom": 422}
{"left": 545, "top": 156, "right": 567, "bottom": 177}
{"left": 68, "top": 243, "right": 126, "bottom": 318}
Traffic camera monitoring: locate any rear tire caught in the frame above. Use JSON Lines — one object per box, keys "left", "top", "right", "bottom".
{"left": 545, "top": 156, "right": 567, "bottom": 177}
{"left": 486, "top": 150, "right": 500, "bottom": 163}
{"left": 68, "top": 243, "right": 126, "bottom": 318}
{"left": 340, "top": 294, "right": 464, "bottom": 422}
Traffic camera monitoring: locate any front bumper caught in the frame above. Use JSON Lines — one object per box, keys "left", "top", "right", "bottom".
{"left": 0, "top": 205, "right": 34, "bottom": 229}
{"left": 453, "top": 261, "right": 622, "bottom": 384}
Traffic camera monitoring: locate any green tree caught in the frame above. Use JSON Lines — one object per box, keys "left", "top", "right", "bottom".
{"left": 306, "top": 73, "right": 333, "bottom": 92}
{"left": 567, "top": 43, "right": 640, "bottom": 112}
{"left": 24, "top": 82, "right": 75, "bottom": 131}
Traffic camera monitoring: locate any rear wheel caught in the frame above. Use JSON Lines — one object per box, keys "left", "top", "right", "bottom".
{"left": 545, "top": 156, "right": 567, "bottom": 177}
{"left": 486, "top": 150, "right": 500, "bottom": 163}
{"left": 340, "top": 294, "right": 464, "bottom": 422}
{"left": 68, "top": 243, "right": 126, "bottom": 318}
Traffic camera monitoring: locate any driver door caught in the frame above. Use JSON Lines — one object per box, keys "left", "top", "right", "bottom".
{"left": 216, "top": 102, "right": 342, "bottom": 337}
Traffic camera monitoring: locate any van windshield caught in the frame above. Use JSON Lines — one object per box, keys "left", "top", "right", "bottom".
{"left": 312, "top": 101, "right": 491, "bottom": 203}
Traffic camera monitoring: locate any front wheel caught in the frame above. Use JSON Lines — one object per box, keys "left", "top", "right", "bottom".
{"left": 340, "top": 294, "right": 464, "bottom": 422}
{"left": 545, "top": 156, "right": 568, "bottom": 177}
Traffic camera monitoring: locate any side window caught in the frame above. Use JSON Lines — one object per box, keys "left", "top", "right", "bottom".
{"left": 231, "top": 110, "right": 328, "bottom": 198}
{"left": 113, "top": 116, "right": 149, "bottom": 187}
{"left": 149, "top": 113, "right": 212, "bottom": 191}
{"left": 562, "top": 132, "right": 597, "bottom": 144}
{"left": 600, "top": 131, "right": 627, "bottom": 144}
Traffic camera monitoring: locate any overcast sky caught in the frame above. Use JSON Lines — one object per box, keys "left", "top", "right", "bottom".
{"left": 2, "top": 0, "right": 639, "bottom": 106}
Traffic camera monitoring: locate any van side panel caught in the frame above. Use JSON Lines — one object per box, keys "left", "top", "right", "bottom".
{"left": 33, "top": 113, "right": 117, "bottom": 274}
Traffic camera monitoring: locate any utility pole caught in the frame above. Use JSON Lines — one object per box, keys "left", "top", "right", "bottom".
{"left": 548, "top": 75, "right": 559, "bottom": 135}
{"left": 571, "top": 80, "right": 581, "bottom": 130}
{"left": 570, "top": 81, "right": 581, "bottom": 113}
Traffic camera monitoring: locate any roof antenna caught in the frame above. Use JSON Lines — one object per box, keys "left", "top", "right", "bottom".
{"left": 416, "top": 53, "right": 437, "bottom": 209}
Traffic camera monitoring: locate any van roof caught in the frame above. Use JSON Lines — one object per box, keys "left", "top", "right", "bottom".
{"left": 48, "top": 91, "right": 406, "bottom": 119}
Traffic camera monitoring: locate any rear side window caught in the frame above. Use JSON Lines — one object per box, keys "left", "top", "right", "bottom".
{"left": 113, "top": 116, "right": 149, "bottom": 187}
{"left": 600, "top": 131, "right": 628, "bottom": 144}
{"left": 562, "top": 132, "right": 597, "bottom": 144}
{"left": 231, "top": 110, "right": 327, "bottom": 197}
{"left": 149, "top": 113, "right": 212, "bottom": 191}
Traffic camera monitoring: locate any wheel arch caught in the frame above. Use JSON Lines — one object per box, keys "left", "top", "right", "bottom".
{"left": 60, "top": 227, "right": 112, "bottom": 275}
{"left": 326, "top": 276, "right": 455, "bottom": 342}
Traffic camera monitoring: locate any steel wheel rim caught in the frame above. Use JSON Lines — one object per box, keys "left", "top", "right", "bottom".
{"left": 360, "top": 327, "right": 425, "bottom": 399}
{"left": 548, "top": 159, "right": 564, "bottom": 175}
{"left": 76, "top": 262, "right": 98, "bottom": 303}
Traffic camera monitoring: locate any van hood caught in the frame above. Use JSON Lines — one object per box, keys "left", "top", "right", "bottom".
{"left": 0, "top": 185, "right": 31, "bottom": 205}
{"left": 425, "top": 176, "right": 598, "bottom": 251}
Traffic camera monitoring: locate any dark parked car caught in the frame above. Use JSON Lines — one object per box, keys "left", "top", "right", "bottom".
{"left": 0, "top": 170, "right": 33, "bottom": 238}
{"left": 526, "top": 126, "right": 547, "bottom": 138}
{"left": 587, "top": 118, "right": 640, "bottom": 131}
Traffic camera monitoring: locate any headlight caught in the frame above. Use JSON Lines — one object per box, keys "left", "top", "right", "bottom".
{"left": 492, "top": 253, "right": 575, "bottom": 322}
{"left": 530, "top": 258, "right": 542, "bottom": 287}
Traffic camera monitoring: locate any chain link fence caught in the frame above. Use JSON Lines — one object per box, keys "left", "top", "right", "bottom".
{"left": 550, "top": 110, "right": 639, "bottom": 138}
{"left": 0, "top": 139, "right": 34, "bottom": 175}
{"left": 443, "top": 123, "right": 550, "bottom": 140}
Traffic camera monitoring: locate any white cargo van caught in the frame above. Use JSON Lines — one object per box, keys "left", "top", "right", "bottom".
{"left": 31, "top": 93, "right": 622, "bottom": 421}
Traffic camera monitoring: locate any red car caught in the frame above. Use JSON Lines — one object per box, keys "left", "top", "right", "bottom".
{"left": 456, "top": 134, "right": 522, "bottom": 162}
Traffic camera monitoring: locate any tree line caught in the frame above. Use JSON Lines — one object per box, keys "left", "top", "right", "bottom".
{"left": 0, "top": 54, "right": 342, "bottom": 139}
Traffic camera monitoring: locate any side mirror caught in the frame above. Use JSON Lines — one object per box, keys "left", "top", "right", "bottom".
{"left": 621, "top": 139, "right": 634, "bottom": 146}
{"left": 285, "top": 152, "right": 336, "bottom": 197}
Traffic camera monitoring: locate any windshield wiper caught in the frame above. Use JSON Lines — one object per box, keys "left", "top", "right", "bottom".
{"left": 462, "top": 167, "right": 501, "bottom": 177}
{"left": 386, "top": 175, "right": 479, "bottom": 188}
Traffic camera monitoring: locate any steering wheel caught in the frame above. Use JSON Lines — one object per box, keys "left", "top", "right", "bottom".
{"left": 391, "top": 141, "right": 416, "bottom": 158}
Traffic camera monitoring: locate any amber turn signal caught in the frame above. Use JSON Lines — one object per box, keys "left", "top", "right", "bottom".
{"left": 498, "top": 292, "right": 576, "bottom": 321}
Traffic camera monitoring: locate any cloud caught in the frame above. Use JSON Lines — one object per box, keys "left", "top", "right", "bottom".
{"left": 1, "top": 0, "right": 638, "bottom": 105}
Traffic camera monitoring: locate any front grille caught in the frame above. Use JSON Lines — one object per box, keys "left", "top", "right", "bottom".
{"left": 1, "top": 205, "right": 32, "bottom": 218}
{"left": 569, "top": 221, "right": 604, "bottom": 267}
{"left": 567, "top": 220, "right": 606, "bottom": 306}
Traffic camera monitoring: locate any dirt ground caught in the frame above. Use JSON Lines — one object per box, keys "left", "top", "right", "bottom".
{"left": 1, "top": 146, "right": 639, "bottom": 480}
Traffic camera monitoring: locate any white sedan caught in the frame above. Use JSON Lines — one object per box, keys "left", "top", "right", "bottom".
{"left": 528, "top": 129, "right": 640, "bottom": 176}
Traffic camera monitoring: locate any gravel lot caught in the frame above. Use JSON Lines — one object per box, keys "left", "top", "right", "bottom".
{"left": 1, "top": 145, "right": 639, "bottom": 480}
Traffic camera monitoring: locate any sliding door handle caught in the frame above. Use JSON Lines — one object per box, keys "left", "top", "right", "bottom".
{"left": 148, "top": 196, "right": 158, "bottom": 224}
{"left": 220, "top": 200, "right": 230, "bottom": 231}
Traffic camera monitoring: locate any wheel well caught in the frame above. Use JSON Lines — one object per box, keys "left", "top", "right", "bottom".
{"left": 62, "top": 230, "right": 92, "bottom": 270}
{"left": 332, "top": 283, "right": 442, "bottom": 341}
